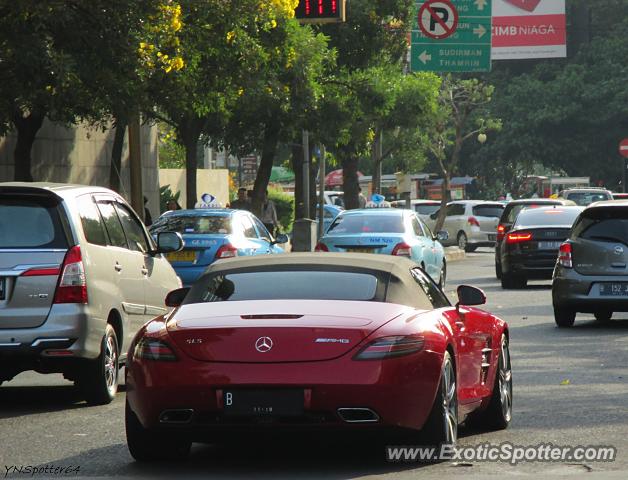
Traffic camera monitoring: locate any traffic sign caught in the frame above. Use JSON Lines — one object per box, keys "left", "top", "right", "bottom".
{"left": 411, "top": 0, "right": 492, "bottom": 73}
{"left": 620, "top": 139, "right": 628, "bottom": 158}
{"left": 418, "top": 0, "right": 459, "bottom": 39}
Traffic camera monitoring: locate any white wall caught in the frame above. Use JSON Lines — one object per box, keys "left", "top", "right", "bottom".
{"left": 158, "top": 168, "right": 230, "bottom": 212}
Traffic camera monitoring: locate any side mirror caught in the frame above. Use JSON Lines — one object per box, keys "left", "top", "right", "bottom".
{"left": 273, "top": 233, "right": 289, "bottom": 245}
{"left": 155, "top": 232, "right": 183, "bottom": 254}
{"left": 165, "top": 287, "right": 190, "bottom": 307}
{"left": 435, "top": 230, "right": 449, "bottom": 242}
{"left": 430, "top": 212, "right": 438, "bottom": 220}
{"left": 456, "top": 285, "right": 486, "bottom": 309}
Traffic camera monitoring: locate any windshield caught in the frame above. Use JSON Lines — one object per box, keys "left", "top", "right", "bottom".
{"left": 565, "top": 191, "right": 611, "bottom": 206}
{"left": 571, "top": 207, "right": 628, "bottom": 244}
{"left": 416, "top": 204, "right": 440, "bottom": 215}
{"left": 0, "top": 196, "right": 68, "bottom": 249}
{"left": 187, "top": 271, "right": 378, "bottom": 303}
{"left": 515, "top": 208, "right": 582, "bottom": 228}
{"left": 150, "top": 215, "right": 232, "bottom": 235}
{"left": 472, "top": 204, "right": 504, "bottom": 218}
{"left": 327, "top": 214, "right": 404, "bottom": 234}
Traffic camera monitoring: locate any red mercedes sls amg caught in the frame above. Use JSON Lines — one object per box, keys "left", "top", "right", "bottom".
{"left": 125, "top": 253, "right": 512, "bottom": 461}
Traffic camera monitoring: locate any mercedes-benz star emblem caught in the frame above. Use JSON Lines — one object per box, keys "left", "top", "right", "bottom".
{"left": 255, "top": 336, "right": 273, "bottom": 353}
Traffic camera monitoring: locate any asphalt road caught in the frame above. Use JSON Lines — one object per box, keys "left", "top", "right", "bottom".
{"left": 2, "top": 250, "right": 628, "bottom": 479}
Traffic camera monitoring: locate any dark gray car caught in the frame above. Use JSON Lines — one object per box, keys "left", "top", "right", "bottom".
{"left": 553, "top": 201, "right": 628, "bottom": 327}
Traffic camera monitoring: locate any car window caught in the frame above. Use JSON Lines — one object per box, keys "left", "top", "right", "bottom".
{"left": 514, "top": 208, "right": 582, "bottom": 228}
{"left": 240, "top": 215, "right": 258, "bottom": 238}
{"left": 150, "top": 215, "right": 232, "bottom": 235}
{"left": 416, "top": 204, "right": 440, "bottom": 216}
{"left": 252, "top": 216, "right": 271, "bottom": 241}
{"left": 411, "top": 268, "right": 450, "bottom": 308}
{"left": 78, "top": 196, "right": 108, "bottom": 246}
{"left": 446, "top": 204, "right": 465, "bottom": 216}
{"left": 571, "top": 207, "right": 628, "bottom": 243}
{"left": 565, "top": 191, "right": 611, "bottom": 206}
{"left": 0, "top": 195, "right": 68, "bottom": 249}
{"left": 472, "top": 204, "right": 504, "bottom": 218}
{"left": 115, "top": 203, "right": 150, "bottom": 253}
{"left": 411, "top": 216, "right": 425, "bottom": 236}
{"left": 327, "top": 214, "right": 404, "bottom": 234}
{"left": 188, "top": 271, "right": 379, "bottom": 303}
{"left": 97, "top": 202, "right": 128, "bottom": 249}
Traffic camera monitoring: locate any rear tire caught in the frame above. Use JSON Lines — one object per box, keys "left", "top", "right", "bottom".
{"left": 495, "top": 261, "right": 502, "bottom": 280}
{"left": 594, "top": 311, "right": 612, "bottom": 323}
{"left": 421, "top": 351, "right": 457, "bottom": 446}
{"left": 80, "top": 324, "right": 119, "bottom": 405}
{"left": 438, "top": 262, "right": 447, "bottom": 290}
{"left": 126, "top": 400, "right": 191, "bottom": 462}
{"left": 554, "top": 306, "right": 576, "bottom": 327}
{"left": 457, "top": 232, "right": 468, "bottom": 251}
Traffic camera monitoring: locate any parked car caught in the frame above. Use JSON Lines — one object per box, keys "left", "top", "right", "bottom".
{"left": 499, "top": 205, "right": 583, "bottom": 289}
{"left": 0, "top": 183, "right": 182, "bottom": 404}
{"left": 316, "top": 204, "right": 342, "bottom": 233}
{"left": 315, "top": 208, "right": 447, "bottom": 287}
{"left": 391, "top": 199, "right": 441, "bottom": 223}
{"left": 149, "top": 209, "right": 287, "bottom": 287}
{"left": 495, "top": 198, "right": 576, "bottom": 279}
{"left": 427, "top": 201, "right": 505, "bottom": 252}
{"left": 558, "top": 188, "right": 612, "bottom": 206}
{"left": 125, "top": 253, "right": 511, "bottom": 461}
{"left": 552, "top": 201, "right": 628, "bottom": 327}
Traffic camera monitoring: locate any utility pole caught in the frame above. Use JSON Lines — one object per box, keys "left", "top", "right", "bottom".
{"left": 318, "top": 144, "right": 326, "bottom": 239}
{"left": 128, "top": 114, "right": 143, "bottom": 221}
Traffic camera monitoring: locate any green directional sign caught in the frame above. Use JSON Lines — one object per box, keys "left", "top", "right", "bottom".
{"left": 410, "top": 0, "right": 492, "bottom": 73}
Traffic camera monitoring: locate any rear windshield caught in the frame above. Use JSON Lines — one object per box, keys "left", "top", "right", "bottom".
{"left": 472, "top": 204, "right": 504, "bottom": 218}
{"left": 186, "top": 271, "right": 378, "bottom": 303}
{"left": 416, "top": 204, "right": 440, "bottom": 215}
{"left": 571, "top": 207, "right": 628, "bottom": 244}
{"left": 505, "top": 203, "right": 559, "bottom": 223}
{"left": 0, "top": 196, "right": 68, "bottom": 249}
{"left": 565, "top": 191, "right": 611, "bottom": 206}
{"left": 515, "top": 208, "right": 581, "bottom": 227}
{"left": 327, "top": 214, "right": 404, "bottom": 234}
{"left": 150, "top": 215, "right": 232, "bottom": 235}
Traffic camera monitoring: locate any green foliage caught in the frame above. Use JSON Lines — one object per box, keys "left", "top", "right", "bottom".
{"left": 159, "top": 185, "right": 181, "bottom": 214}
{"left": 158, "top": 124, "right": 185, "bottom": 169}
{"left": 268, "top": 188, "right": 295, "bottom": 233}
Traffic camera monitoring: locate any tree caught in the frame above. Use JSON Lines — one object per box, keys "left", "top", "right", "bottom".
{"left": 428, "top": 76, "right": 501, "bottom": 233}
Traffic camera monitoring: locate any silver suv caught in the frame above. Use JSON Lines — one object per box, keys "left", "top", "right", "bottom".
{"left": 0, "top": 183, "right": 182, "bottom": 404}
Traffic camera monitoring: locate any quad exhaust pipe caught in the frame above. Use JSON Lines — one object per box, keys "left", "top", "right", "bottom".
{"left": 159, "top": 409, "right": 194, "bottom": 424}
{"left": 337, "top": 408, "right": 380, "bottom": 423}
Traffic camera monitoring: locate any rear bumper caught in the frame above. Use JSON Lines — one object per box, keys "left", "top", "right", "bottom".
{"left": 467, "top": 229, "right": 496, "bottom": 247}
{"left": 553, "top": 268, "right": 628, "bottom": 312}
{"left": 126, "top": 348, "right": 444, "bottom": 436}
{"left": 502, "top": 252, "right": 557, "bottom": 279}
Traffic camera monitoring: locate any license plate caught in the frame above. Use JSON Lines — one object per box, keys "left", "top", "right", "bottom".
{"left": 599, "top": 283, "right": 628, "bottom": 296}
{"left": 0, "top": 278, "right": 4, "bottom": 300}
{"left": 537, "top": 241, "right": 562, "bottom": 250}
{"left": 223, "top": 389, "right": 304, "bottom": 417}
{"left": 488, "top": 234, "right": 496, "bottom": 241}
{"left": 346, "top": 248, "right": 375, "bottom": 253}
{"left": 166, "top": 250, "right": 196, "bottom": 262}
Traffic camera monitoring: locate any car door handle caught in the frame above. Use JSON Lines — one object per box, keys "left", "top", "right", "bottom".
{"left": 114, "top": 263, "right": 122, "bottom": 272}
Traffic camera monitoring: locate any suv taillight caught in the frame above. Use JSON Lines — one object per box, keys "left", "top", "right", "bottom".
{"left": 558, "top": 242, "right": 573, "bottom": 268}
{"left": 497, "top": 224, "right": 506, "bottom": 242}
{"left": 53, "top": 246, "right": 87, "bottom": 304}
{"left": 468, "top": 216, "right": 480, "bottom": 227}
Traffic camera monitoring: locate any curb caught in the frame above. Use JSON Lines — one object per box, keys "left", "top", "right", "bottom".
{"left": 445, "top": 247, "right": 465, "bottom": 262}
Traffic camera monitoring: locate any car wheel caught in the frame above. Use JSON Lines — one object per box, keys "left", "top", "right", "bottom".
{"left": 495, "top": 261, "right": 502, "bottom": 280}
{"left": 126, "top": 400, "right": 191, "bottom": 462}
{"left": 79, "top": 324, "right": 119, "bottom": 405}
{"left": 594, "top": 311, "right": 612, "bottom": 323}
{"left": 421, "top": 351, "right": 457, "bottom": 446}
{"left": 438, "top": 262, "right": 447, "bottom": 290}
{"left": 456, "top": 232, "right": 467, "bottom": 251}
{"left": 554, "top": 306, "right": 576, "bottom": 327}
{"left": 501, "top": 273, "right": 527, "bottom": 289}
{"left": 468, "top": 334, "right": 512, "bottom": 430}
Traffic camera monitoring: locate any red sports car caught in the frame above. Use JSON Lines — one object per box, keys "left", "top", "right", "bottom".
{"left": 125, "top": 253, "right": 512, "bottom": 461}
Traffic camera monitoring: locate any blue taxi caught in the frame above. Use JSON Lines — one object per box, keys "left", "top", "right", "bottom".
{"left": 149, "top": 209, "right": 287, "bottom": 286}
{"left": 315, "top": 207, "right": 448, "bottom": 287}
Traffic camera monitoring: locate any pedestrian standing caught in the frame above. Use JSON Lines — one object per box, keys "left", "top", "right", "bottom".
{"left": 260, "top": 189, "right": 278, "bottom": 236}
{"left": 358, "top": 188, "right": 367, "bottom": 209}
{"left": 229, "top": 187, "right": 250, "bottom": 211}
{"left": 143, "top": 196, "right": 153, "bottom": 226}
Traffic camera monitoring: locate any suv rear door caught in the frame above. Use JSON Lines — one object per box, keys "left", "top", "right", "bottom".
{"left": 471, "top": 203, "right": 504, "bottom": 239}
{"left": 570, "top": 206, "right": 628, "bottom": 276}
{"left": 0, "top": 188, "right": 70, "bottom": 329}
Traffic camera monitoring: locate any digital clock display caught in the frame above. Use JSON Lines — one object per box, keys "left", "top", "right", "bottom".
{"left": 294, "top": 0, "right": 345, "bottom": 23}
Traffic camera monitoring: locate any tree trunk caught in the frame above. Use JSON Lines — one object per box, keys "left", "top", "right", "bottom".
{"left": 12, "top": 110, "right": 45, "bottom": 182}
{"left": 291, "top": 141, "right": 305, "bottom": 220}
{"left": 309, "top": 144, "right": 318, "bottom": 216}
{"left": 371, "top": 128, "right": 382, "bottom": 195}
{"left": 178, "top": 118, "right": 204, "bottom": 209}
{"left": 251, "top": 119, "right": 280, "bottom": 217}
{"left": 109, "top": 119, "right": 127, "bottom": 193}
{"left": 342, "top": 145, "right": 360, "bottom": 210}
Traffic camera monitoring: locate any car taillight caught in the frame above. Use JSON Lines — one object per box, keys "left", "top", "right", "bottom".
{"left": 353, "top": 335, "right": 425, "bottom": 360}
{"left": 53, "top": 246, "right": 87, "bottom": 304}
{"left": 558, "top": 242, "right": 573, "bottom": 268}
{"left": 468, "top": 216, "right": 480, "bottom": 227}
{"left": 315, "top": 242, "right": 329, "bottom": 252}
{"left": 506, "top": 232, "right": 532, "bottom": 244}
{"left": 133, "top": 338, "right": 178, "bottom": 361}
{"left": 392, "top": 242, "right": 412, "bottom": 257}
{"left": 215, "top": 244, "right": 238, "bottom": 260}
{"left": 21, "top": 267, "right": 61, "bottom": 277}
{"left": 497, "top": 224, "right": 506, "bottom": 242}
